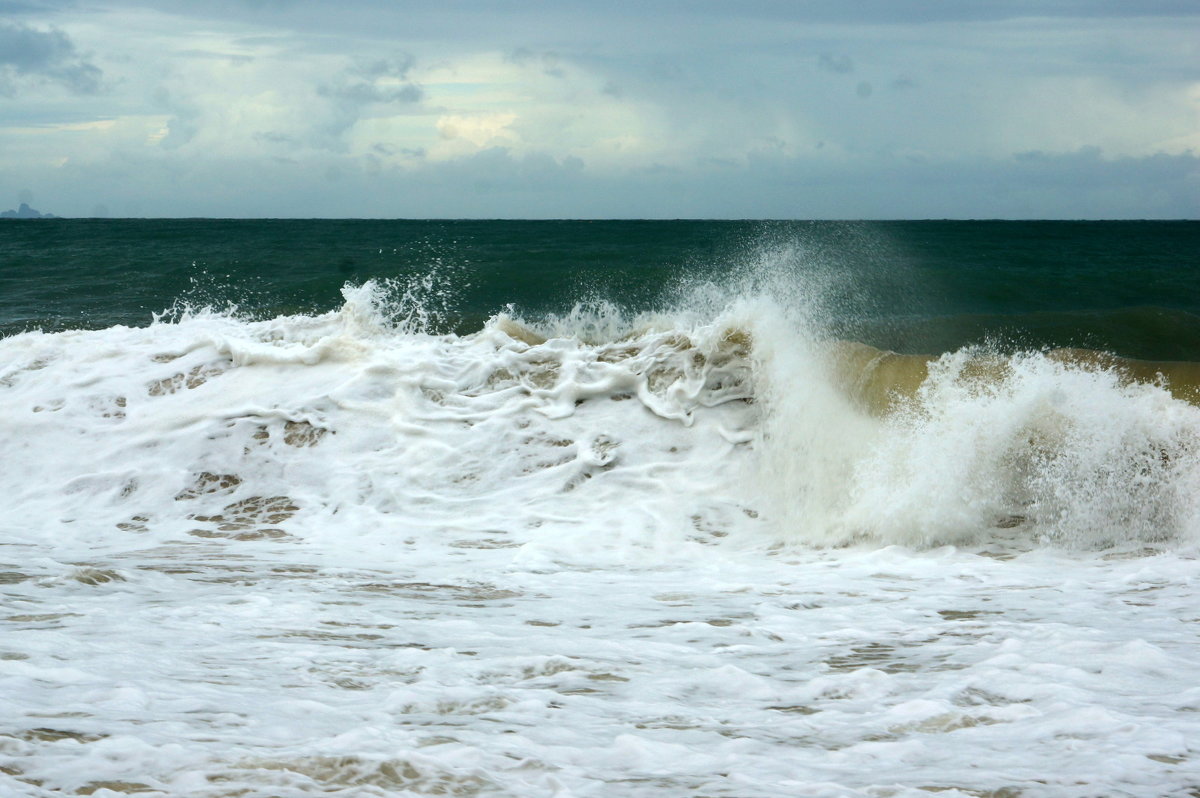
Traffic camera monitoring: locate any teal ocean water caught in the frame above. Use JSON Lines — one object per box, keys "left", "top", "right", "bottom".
{"left": 3, "top": 219, "right": 1198, "bottom": 359}
{"left": 5, "top": 219, "right": 1200, "bottom": 796}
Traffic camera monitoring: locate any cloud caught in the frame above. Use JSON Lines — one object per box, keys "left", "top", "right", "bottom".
{"left": 0, "top": 1, "right": 66, "bottom": 14}
{"left": 506, "top": 48, "right": 566, "bottom": 78}
{"left": 312, "top": 55, "right": 424, "bottom": 148}
{"left": 817, "top": 53, "right": 854, "bottom": 74}
{"left": 710, "top": 0, "right": 1200, "bottom": 24}
{"left": 0, "top": 21, "right": 101, "bottom": 96}
{"left": 1, "top": 2, "right": 1196, "bottom": 218}
{"left": 67, "top": 0, "right": 1200, "bottom": 37}
{"left": 13, "top": 133, "right": 1194, "bottom": 219}
{"left": 318, "top": 55, "right": 423, "bottom": 105}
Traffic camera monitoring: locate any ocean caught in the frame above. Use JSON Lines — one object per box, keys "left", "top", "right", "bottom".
{"left": 2, "top": 219, "right": 1200, "bottom": 796}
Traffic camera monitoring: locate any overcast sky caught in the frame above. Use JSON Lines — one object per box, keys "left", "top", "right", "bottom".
{"left": 1, "top": 0, "right": 1197, "bottom": 218}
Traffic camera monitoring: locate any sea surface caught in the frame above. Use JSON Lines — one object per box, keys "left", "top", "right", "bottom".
{"left": 2, "top": 219, "right": 1200, "bottom": 796}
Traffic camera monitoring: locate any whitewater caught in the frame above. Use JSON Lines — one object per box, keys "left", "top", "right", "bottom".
{"left": 3, "top": 272, "right": 1200, "bottom": 797}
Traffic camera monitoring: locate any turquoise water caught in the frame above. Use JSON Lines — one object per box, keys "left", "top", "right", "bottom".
{"left": 2, "top": 219, "right": 1198, "bottom": 359}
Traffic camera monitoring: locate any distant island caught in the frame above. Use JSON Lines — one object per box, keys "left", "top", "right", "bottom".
{"left": 1, "top": 202, "right": 56, "bottom": 219}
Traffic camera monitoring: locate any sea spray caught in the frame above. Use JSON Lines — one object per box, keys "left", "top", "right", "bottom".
{"left": 831, "top": 349, "right": 1200, "bottom": 547}
{"left": 657, "top": 244, "right": 1200, "bottom": 549}
{"left": 740, "top": 300, "right": 877, "bottom": 546}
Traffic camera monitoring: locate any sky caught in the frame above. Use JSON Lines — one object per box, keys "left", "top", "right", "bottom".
{"left": 1, "top": 0, "right": 1197, "bottom": 218}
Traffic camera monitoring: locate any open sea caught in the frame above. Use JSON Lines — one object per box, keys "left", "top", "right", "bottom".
{"left": 2, "top": 219, "right": 1200, "bottom": 796}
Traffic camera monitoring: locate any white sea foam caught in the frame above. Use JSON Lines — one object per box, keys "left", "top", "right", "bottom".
{"left": 3, "top": 280, "right": 1200, "bottom": 796}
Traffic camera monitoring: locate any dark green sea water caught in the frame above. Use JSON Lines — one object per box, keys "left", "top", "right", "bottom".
{"left": 2, "top": 220, "right": 1197, "bottom": 360}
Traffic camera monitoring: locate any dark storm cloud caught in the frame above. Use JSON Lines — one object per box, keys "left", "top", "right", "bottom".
{"left": 0, "top": 21, "right": 101, "bottom": 95}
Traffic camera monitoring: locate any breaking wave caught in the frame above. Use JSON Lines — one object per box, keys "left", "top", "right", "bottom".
{"left": 3, "top": 270, "right": 1200, "bottom": 556}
